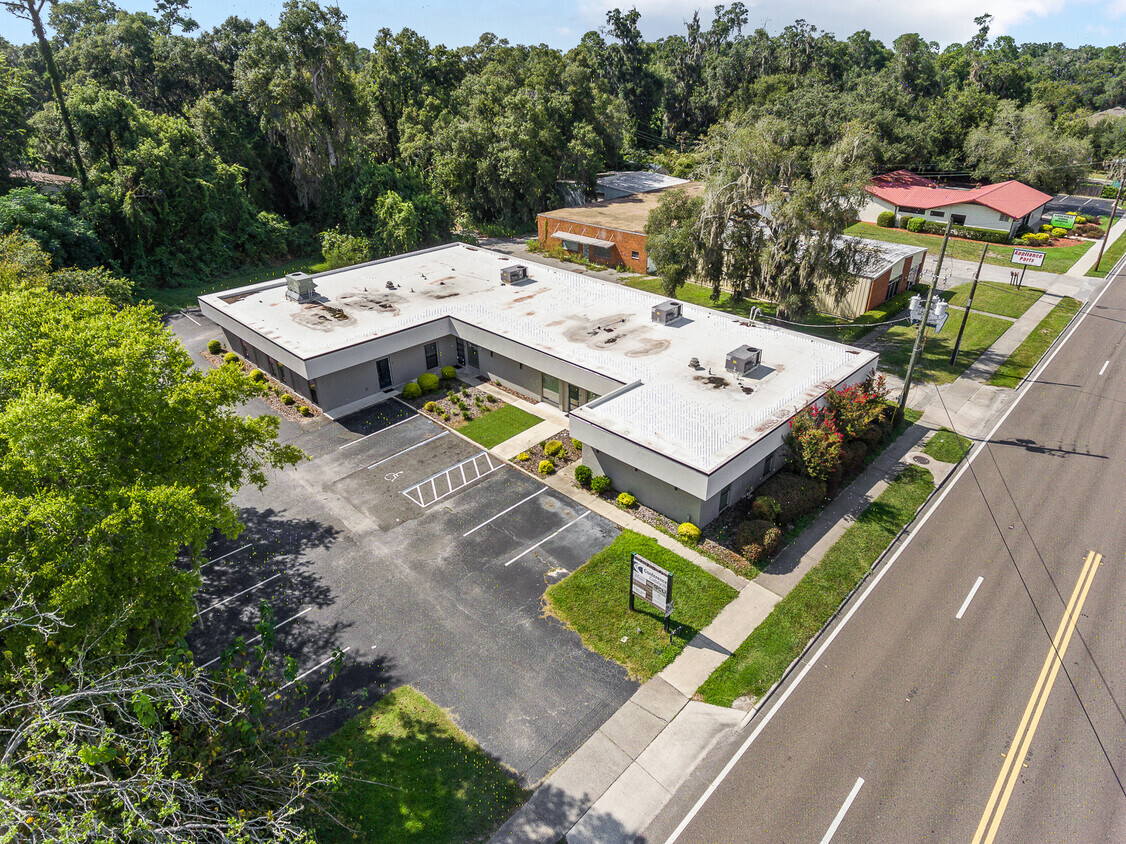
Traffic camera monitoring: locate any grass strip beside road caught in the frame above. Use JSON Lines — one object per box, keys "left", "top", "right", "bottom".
{"left": 545, "top": 530, "right": 738, "bottom": 680}
{"left": 987, "top": 297, "right": 1082, "bottom": 388}
{"left": 314, "top": 685, "right": 528, "bottom": 844}
{"left": 140, "top": 255, "right": 330, "bottom": 313}
{"left": 1085, "top": 229, "right": 1126, "bottom": 278}
{"left": 945, "top": 280, "right": 1044, "bottom": 319}
{"left": 923, "top": 428, "right": 972, "bottom": 463}
{"left": 457, "top": 403, "right": 543, "bottom": 448}
{"left": 846, "top": 222, "right": 1094, "bottom": 275}
{"left": 878, "top": 309, "right": 1011, "bottom": 385}
{"left": 698, "top": 465, "right": 935, "bottom": 708}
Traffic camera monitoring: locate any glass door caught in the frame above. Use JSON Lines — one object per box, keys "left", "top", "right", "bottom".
{"left": 542, "top": 373, "right": 560, "bottom": 406}
{"left": 567, "top": 383, "right": 580, "bottom": 410}
{"left": 376, "top": 358, "right": 392, "bottom": 390}
{"left": 468, "top": 343, "right": 479, "bottom": 368}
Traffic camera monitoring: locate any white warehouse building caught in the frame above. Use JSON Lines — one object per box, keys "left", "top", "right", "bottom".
{"left": 199, "top": 244, "right": 879, "bottom": 527}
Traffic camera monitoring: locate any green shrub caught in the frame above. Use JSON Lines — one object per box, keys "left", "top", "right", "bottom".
{"left": 298, "top": 405, "right": 311, "bottom": 416}
{"left": 591, "top": 475, "right": 612, "bottom": 494}
{"left": 515, "top": 451, "right": 531, "bottom": 462}
{"left": 319, "top": 229, "right": 372, "bottom": 269}
{"left": 544, "top": 439, "right": 564, "bottom": 457}
{"left": 1040, "top": 223, "right": 1053, "bottom": 233}
{"left": 876, "top": 210, "right": 896, "bottom": 228}
{"left": 617, "top": 492, "right": 637, "bottom": 508}
{"left": 486, "top": 393, "right": 498, "bottom": 403}
{"left": 280, "top": 393, "right": 294, "bottom": 405}
{"left": 401, "top": 382, "right": 422, "bottom": 400}
{"left": 574, "top": 465, "right": 593, "bottom": 487}
{"left": 440, "top": 411, "right": 449, "bottom": 420}
{"left": 248, "top": 368, "right": 264, "bottom": 382}
{"left": 898, "top": 215, "right": 914, "bottom": 228}
{"left": 840, "top": 439, "right": 869, "bottom": 476}
{"left": 1074, "top": 223, "right": 1103, "bottom": 238}
{"left": 678, "top": 522, "right": 701, "bottom": 544}
{"left": 417, "top": 372, "right": 440, "bottom": 393}
{"left": 1103, "top": 185, "right": 1118, "bottom": 199}
{"left": 223, "top": 351, "right": 239, "bottom": 364}
{"left": 447, "top": 390, "right": 456, "bottom": 401}
{"left": 207, "top": 339, "right": 222, "bottom": 355}
{"left": 571, "top": 439, "right": 582, "bottom": 451}
{"left": 951, "top": 224, "right": 1010, "bottom": 244}
{"left": 461, "top": 409, "right": 471, "bottom": 419}
{"left": 755, "top": 472, "right": 826, "bottom": 524}
{"left": 736, "top": 519, "right": 782, "bottom": 563}
{"left": 906, "top": 216, "right": 926, "bottom": 233}
{"left": 440, "top": 365, "right": 456, "bottom": 380}
{"left": 538, "top": 458, "right": 555, "bottom": 475}
{"left": 751, "top": 496, "right": 781, "bottom": 523}
{"left": 423, "top": 401, "right": 439, "bottom": 412}
{"left": 1050, "top": 227, "right": 1068, "bottom": 238}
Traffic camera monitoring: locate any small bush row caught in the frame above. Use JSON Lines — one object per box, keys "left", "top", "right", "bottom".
{"left": 900, "top": 216, "right": 1011, "bottom": 244}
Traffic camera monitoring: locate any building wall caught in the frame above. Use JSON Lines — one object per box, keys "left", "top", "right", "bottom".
{"left": 859, "top": 195, "right": 897, "bottom": 223}
{"left": 584, "top": 448, "right": 705, "bottom": 525}
{"left": 536, "top": 216, "right": 649, "bottom": 274}
{"left": 921, "top": 202, "right": 1012, "bottom": 232}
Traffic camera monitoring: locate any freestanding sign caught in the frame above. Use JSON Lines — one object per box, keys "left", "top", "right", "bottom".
{"left": 1011, "top": 248, "right": 1046, "bottom": 267}
{"left": 1050, "top": 213, "right": 1076, "bottom": 229}
{"left": 630, "top": 553, "right": 674, "bottom": 620}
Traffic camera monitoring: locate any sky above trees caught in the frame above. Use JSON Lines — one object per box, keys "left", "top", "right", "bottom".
{"left": 79, "top": 0, "right": 1122, "bottom": 51}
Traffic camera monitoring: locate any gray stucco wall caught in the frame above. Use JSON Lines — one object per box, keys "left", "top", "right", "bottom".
{"left": 584, "top": 448, "right": 704, "bottom": 526}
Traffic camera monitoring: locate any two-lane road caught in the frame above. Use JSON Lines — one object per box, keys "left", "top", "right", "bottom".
{"left": 648, "top": 267, "right": 1126, "bottom": 843}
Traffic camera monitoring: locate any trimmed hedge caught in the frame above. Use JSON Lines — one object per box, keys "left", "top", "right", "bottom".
{"left": 591, "top": 475, "right": 612, "bottom": 494}
{"left": 617, "top": 492, "right": 637, "bottom": 508}
{"left": 574, "top": 465, "right": 593, "bottom": 487}
{"left": 906, "top": 216, "right": 926, "bottom": 233}
{"left": 440, "top": 365, "right": 456, "bottom": 380}
{"left": 538, "top": 458, "right": 555, "bottom": 475}
{"left": 755, "top": 472, "right": 826, "bottom": 525}
{"left": 544, "top": 439, "right": 564, "bottom": 457}
{"left": 678, "top": 522, "right": 701, "bottom": 544}
{"left": 207, "top": 339, "right": 222, "bottom": 355}
{"left": 223, "top": 351, "right": 240, "bottom": 364}
{"left": 417, "top": 372, "right": 440, "bottom": 393}
{"left": 876, "top": 210, "right": 896, "bottom": 228}
{"left": 736, "top": 519, "right": 783, "bottom": 566}
{"left": 401, "top": 382, "right": 422, "bottom": 400}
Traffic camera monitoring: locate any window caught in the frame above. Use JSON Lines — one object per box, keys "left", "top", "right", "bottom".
{"left": 763, "top": 452, "right": 774, "bottom": 474}
{"left": 719, "top": 485, "right": 731, "bottom": 510}
{"left": 899, "top": 206, "right": 924, "bottom": 214}
{"left": 631, "top": 250, "right": 640, "bottom": 260}
{"left": 455, "top": 338, "right": 466, "bottom": 366}
{"left": 951, "top": 213, "right": 966, "bottom": 225}
{"left": 468, "top": 343, "right": 479, "bottom": 368}
{"left": 930, "top": 210, "right": 945, "bottom": 218}
{"left": 376, "top": 358, "right": 392, "bottom": 390}
{"left": 424, "top": 342, "right": 438, "bottom": 369}
{"left": 886, "top": 272, "right": 902, "bottom": 301}
{"left": 999, "top": 214, "right": 1011, "bottom": 222}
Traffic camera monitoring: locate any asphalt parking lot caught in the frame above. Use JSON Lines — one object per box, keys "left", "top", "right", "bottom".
{"left": 170, "top": 312, "right": 635, "bottom": 785}
{"left": 1045, "top": 193, "right": 1117, "bottom": 220}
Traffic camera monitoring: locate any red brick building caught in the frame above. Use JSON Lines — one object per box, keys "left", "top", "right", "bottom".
{"left": 537, "top": 182, "right": 704, "bottom": 275}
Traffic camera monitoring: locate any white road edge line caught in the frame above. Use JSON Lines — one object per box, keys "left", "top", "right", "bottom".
{"left": 663, "top": 263, "right": 1120, "bottom": 844}
{"left": 819, "top": 777, "right": 865, "bottom": 844}
{"left": 464, "top": 488, "right": 547, "bottom": 537}
{"left": 200, "top": 607, "right": 312, "bottom": 669}
{"left": 367, "top": 431, "right": 448, "bottom": 469}
{"left": 203, "top": 543, "right": 251, "bottom": 567}
{"left": 956, "top": 576, "right": 985, "bottom": 620}
{"left": 1099, "top": 360, "right": 1109, "bottom": 376}
{"left": 280, "top": 646, "right": 351, "bottom": 690}
{"left": 198, "top": 571, "right": 284, "bottom": 615}
{"left": 338, "top": 414, "right": 419, "bottom": 449}
{"left": 180, "top": 309, "right": 200, "bottom": 325}
{"left": 504, "top": 512, "right": 589, "bottom": 566}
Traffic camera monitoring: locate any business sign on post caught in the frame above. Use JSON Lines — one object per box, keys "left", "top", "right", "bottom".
{"left": 1050, "top": 213, "right": 1076, "bottom": 229}
{"left": 630, "top": 553, "right": 673, "bottom": 617}
{"left": 1011, "top": 248, "right": 1046, "bottom": 267}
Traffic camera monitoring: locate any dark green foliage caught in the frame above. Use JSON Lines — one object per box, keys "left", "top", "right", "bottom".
{"left": 591, "top": 475, "right": 612, "bottom": 494}
{"left": 574, "top": 464, "right": 593, "bottom": 487}
{"left": 736, "top": 519, "right": 782, "bottom": 565}
{"left": 416, "top": 372, "right": 440, "bottom": 393}
{"left": 207, "top": 338, "right": 222, "bottom": 354}
{"left": 223, "top": 351, "right": 239, "bottom": 364}
{"left": 440, "top": 365, "right": 456, "bottom": 380}
{"left": 906, "top": 216, "right": 926, "bottom": 233}
{"left": 755, "top": 472, "right": 826, "bottom": 525}
{"left": 751, "top": 495, "right": 781, "bottom": 523}
{"left": 401, "top": 382, "right": 421, "bottom": 400}
{"left": 876, "top": 210, "right": 896, "bottom": 228}
{"left": 0, "top": 187, "right": 100, "bottom": 268}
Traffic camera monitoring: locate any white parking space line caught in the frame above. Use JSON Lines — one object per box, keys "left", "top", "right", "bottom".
{"left": 338, "top": 414, "right": 420, "bottom": 449}
{"left": 956, "top": 576, "right": 985, "bottom": 620}
{"left": 203, "top": 543, "right": 251, "bottom": 567}
{"left": 199, "top": 607, "right": 313, "bottom": 669}
{"left": 463, "top": 488, "right": 547, "bottom": 537}
{"left": 367, "top": 431, "right": 448, "bottom": 469}
{"left": 819, "top": 778, "right": 864, "bottom": 844}
{"left": 1100, "top": 360, "right": 1110, "bottom": 376}
{"left": 402, "top": 452, "right": 502, "bottom": 507}
{"left": 281, "top": 646, "right": 351, "bottom": 690}
{"left": 504, "top": 511, "right": 590, "bottom": 566}
{"left": 198, "top": 572, "right": 284, "bottom": 616}
{"left": 180, "top": 309, "right": 200, "bottom": 325}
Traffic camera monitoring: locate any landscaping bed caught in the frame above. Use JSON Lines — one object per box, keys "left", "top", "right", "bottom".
{"left": 406, "top": 378, "right": 511, "bottom": 427}
{"left": 313, "top": 685, "right": 528, "bottom": 844}
{"left": 513, "top": 430, "right": 581, "bottom": 476}
{"left": 202, "top": 342, "right": 321, "bottom": 423}
{"left": 544, "top": 531, "right": 738, "bottom": 680}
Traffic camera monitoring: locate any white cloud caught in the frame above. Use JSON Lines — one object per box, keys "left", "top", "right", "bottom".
{"left": 577, "top": 0, "right": 1054, "bottom": 47}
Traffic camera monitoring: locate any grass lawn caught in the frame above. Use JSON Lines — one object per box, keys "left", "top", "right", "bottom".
{"left": 945, "top": 280, "right": 1044, "bottom": 319}
{"left": 987, "top": 297, "right": 1082, "bottom": 388}
{"left": 697, "top": 465, "right": 934, "bottom": 707}
{"left": 457, "top": 404, "right": 543, "bottom": 448}
{"left": 923, "top": 428, "right": 972, "bottom": 463}
{"left": 139, "top": 255, "right": 329, "bottom": 314}
{"left": 846, "top": 222, "right": 1094, "bottom": 275}
{"left": 1086, "top": 229, "right": 1126, "bottom": 278}
{"left": 313, "top": 685, "right": 528, "bottom": 844}
{"left": 544, "top": 530, "right": 738, "bottom": 680}
{"left": 878, "top": 309, "right": 1012, "bottom": 385}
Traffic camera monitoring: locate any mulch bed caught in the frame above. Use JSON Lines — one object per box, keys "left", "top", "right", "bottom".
{"left": 202, "top": 349, "right": 320, "bottom": 423}
{"left": 513, "top": 429, "right": 580, "bottom": 473}
{"left": 403, "top": 380, "right": 503, "bottom": 428}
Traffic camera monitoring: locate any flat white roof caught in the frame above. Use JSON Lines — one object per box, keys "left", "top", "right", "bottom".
{"left": 201, "top": 244, "right": 877, "bottom": 473}
{"left": 597, "top": 171, "right": 689, "bottom": 194}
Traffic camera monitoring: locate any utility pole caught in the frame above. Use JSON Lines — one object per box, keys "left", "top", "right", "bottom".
{"left": 897, "top": 217, "right": 953, "bottom": 422}
{"left": 950, "top": 243, "right": 989, "bottom": 365}
{"left": 1094, "top": 166, "right": 1124, "bottom": 274}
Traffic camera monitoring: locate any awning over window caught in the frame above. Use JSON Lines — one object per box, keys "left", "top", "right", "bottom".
{"left": 551, "top": 231, "right": 615, "bottom": 249}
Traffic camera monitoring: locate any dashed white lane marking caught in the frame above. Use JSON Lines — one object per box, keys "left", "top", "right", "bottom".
{"left": 820, "top": 777, "right": 865, "bottom": 844}
{"left": 281, "top": 646, "right": 351, "bottom": 690}
{"left": 1099, "top": 360, "right": 1110, "bottom": 376}
{"left": 463, "top": 487, "right": 547, "bottom": 537}
{"left": 367, "top": 431, "right": 448, "bottom": 469}
{"left": 338, "top": 414, "right": 420, "bottom": 449}
{"left": 199, "top": 607, "right": 313, "bottom": 669}
{"left": 198, "top": 572, "right": 284, "bottom": 615}
{"left": 956, "top": 576, "right": 985, "bottom": 620}
{"left": 203, "top": 543, "right": 252, "bottom": 567}
{"left": 403, "top": 451, "right": 501, "bottom": 507}
{"left": 504, "top": 512, "right": 590, "bottom": 566}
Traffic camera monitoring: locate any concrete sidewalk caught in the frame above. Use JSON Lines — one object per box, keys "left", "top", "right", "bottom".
{"left": 1067, "top": 214, "right": 1126, "bottom": 277}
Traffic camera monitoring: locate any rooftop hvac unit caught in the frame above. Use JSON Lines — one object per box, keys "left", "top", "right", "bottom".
{"left": 651, "top": 300, "right": 682, "bottom": 325}
{"left": 725, "top": 345, "right": 762, "bottom": 376}
{"left": 285, "top": 272, "right": 317, "bottom": 303}
{"left": 500, "top": 264, "right": 528, "bottom": 284}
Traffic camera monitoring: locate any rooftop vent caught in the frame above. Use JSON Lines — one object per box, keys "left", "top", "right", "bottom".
{"left": 500, "top": 264, "right": 528, "bottom": 284}
{"left": 285, "top": 272, "right": 317, "bottom": 303}
{"left": 651, "top": 300, "right": 682, "bottom": 325}
{"left": 725, "top": 345, "right": 762, "bottom": 377}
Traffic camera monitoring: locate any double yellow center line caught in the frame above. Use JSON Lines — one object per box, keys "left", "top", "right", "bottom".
{"left": 971, "top": 549, "right": 1102, "bottom": 844}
